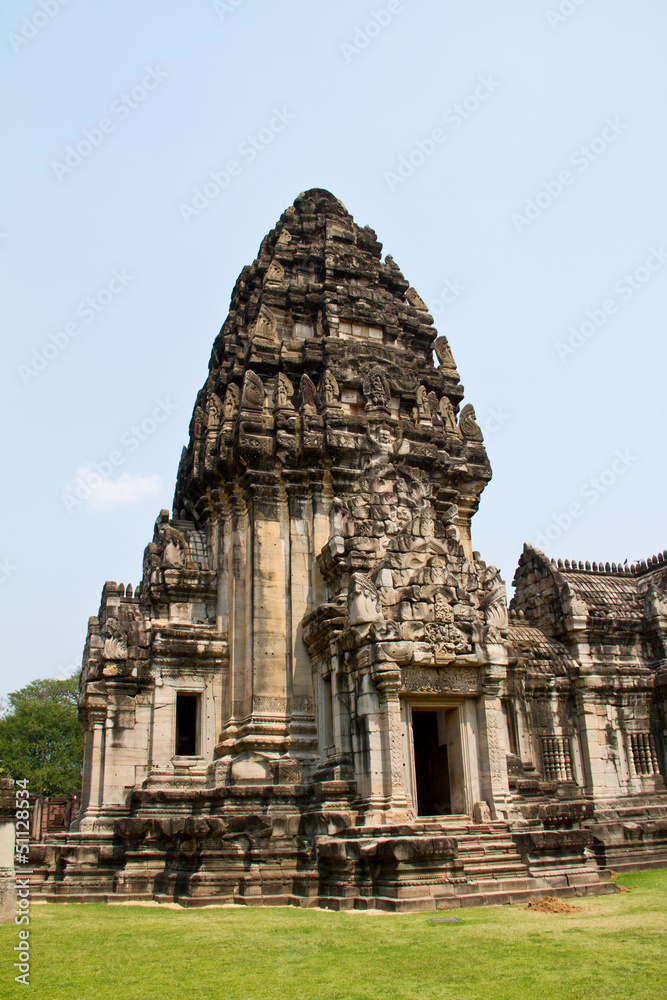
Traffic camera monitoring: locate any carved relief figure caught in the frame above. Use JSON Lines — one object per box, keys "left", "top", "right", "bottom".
{"left": 276, "top": 229, "right": 291, "bottom": 246}
{"left": 222, "top": 383, "right": 240, "bottom": 423}
{"left": 459, "top": 403, "right": 484, "bottom": 441}
{"left": 320, "top": 370, "right": 339, "bottom": 407}
{"left": 206, "top": 393, "right": 223, "bottom": 429}
{"left": 103, "top": 618, "right": 128, "bottom": 660}
{"left": 416, "top": 385, "right": 430, "bottom": 423}
{"left": 439, "top": 395, "right": 461, "bottom": 436}
{"left": 273, "top": 373, "right": 294, "bottom": 410}
{"left": 427, "top": 391, "right": 444, "bottom": 430}
{"left": 362, "top": 365, "right": 390, "bottom": 411}
{"left": 347, "top": 573, "right": 384, "bottom": 625}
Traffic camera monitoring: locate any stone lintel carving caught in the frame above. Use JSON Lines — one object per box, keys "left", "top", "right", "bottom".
{"left": 401, "top": 665, "right": 479, "bottom": 695}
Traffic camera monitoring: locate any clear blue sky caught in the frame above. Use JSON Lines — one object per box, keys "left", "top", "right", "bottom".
{"left": 1, "top": 0, "right": 666, "bottom": 699}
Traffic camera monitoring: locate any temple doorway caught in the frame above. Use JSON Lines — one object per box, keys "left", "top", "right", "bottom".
{"left": 409, "top": 707, "right": 467, "bottom": 816}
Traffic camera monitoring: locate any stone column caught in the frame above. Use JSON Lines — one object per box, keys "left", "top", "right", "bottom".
{"left": 78, "top": 706, "right": 107, "bottom": 827}
{"left": 477, "top": 656, "right": 511, "bottom": 820}
{"left": 373, "top": 661, "right": 411, "bottom": 816}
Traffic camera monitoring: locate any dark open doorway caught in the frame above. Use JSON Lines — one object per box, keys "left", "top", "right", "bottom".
{"left": 175, "top": 694, "right": 198, "bottom": 756}
{"left": 412, "top": 710, "right": 451, "bottom": 816}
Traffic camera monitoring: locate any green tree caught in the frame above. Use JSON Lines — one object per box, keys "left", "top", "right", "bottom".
{"left": 0, "top": 675, "right": 84, "bottom": 796}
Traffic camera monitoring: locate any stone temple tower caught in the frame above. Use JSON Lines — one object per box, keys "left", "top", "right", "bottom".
{"left": 37, "top": 190, "right": 666, "bottom": 910}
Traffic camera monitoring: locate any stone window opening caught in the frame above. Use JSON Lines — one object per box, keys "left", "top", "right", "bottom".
{"left": 502, "top": 699, "right": 519, "bottom": 756}
{"left": 320, "top": 674, "right": 334, "bottom": 751}
{"left": 628, "top": 733, "right": 659, "bottom": 776}
{"left": 175, "top": 694, "right": 199, "bottom": 757}
{"left": 541, "top": 736, "right": 574, "bottom": 782}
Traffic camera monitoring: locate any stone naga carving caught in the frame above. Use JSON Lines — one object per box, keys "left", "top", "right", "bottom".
{"left": 299, "top": 373, "right": 318, "bottom": 412}
{"left": 241, "top": 370, "right": 265, "bottom": 412}
{"left": 347, "top": 573, "right": 384, "bottom": 625}
{"left": 645, "top": 582, "right": 667, "bottom": 619}
{"left": 254, "top": 304, "right": 277, "bottom": 340}
{"left": 434, "top": 335, "right": 456, "bottom": 369}
{"left": 103, "top": 618, "right": 128, "bottom": 660}
{"left": 479, "top": 565, "right": 508, "bottom": 642}
{"left": 459, "top": 404, "right": 484, "bottom": 441}
{"left": 406, "top": 287, "right": 428, "bottom": 311}
{"left": 265, "top": 261, "right": 284, "bottom": 283}
{"left": 159, "top": 523, "right": 194, "bottom": 569}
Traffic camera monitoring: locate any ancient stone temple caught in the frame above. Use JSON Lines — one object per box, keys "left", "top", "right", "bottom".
{"left": 34, "top": 190, "right": 667, "bottom": 910}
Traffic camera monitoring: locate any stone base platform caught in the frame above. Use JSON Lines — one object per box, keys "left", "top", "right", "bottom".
{"left": 30, "top": 812, "right": 621, "bottom": 912}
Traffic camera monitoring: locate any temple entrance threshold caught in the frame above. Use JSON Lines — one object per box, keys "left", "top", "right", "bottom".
{"left": 410, "top": 707, "right": 467, "bottom": 817}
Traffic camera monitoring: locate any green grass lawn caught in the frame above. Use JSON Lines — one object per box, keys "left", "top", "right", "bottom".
{"left": 1, "top": 870, "right": 665, "bottom": 1000}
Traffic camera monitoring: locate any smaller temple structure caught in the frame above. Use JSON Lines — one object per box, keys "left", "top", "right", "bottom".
{"left": 32, "top": 190, "right": 667, "bottom": 910}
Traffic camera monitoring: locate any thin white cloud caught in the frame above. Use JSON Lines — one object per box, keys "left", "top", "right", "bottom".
{"left": 64, "top": 465, "right": 162, "bottom": 512}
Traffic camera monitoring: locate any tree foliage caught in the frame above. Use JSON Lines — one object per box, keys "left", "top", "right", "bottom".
{"left": 0, "top": 675, "right": 84, "bottom": 796}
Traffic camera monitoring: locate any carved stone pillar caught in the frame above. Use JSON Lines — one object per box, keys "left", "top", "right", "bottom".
{"left": 372, "top": 660, "right": 411, "bottom": 815}
{"left": 478, "top": 657, "right": 511, "bottom": 820}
